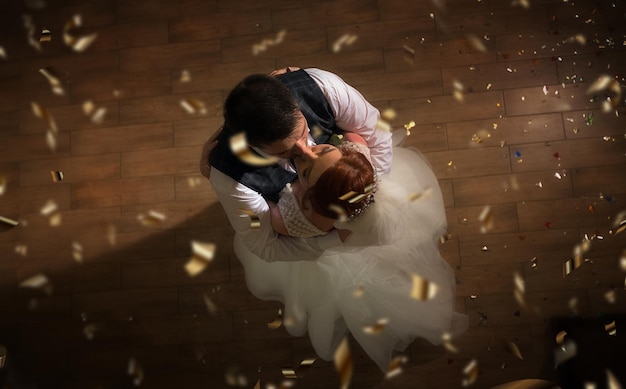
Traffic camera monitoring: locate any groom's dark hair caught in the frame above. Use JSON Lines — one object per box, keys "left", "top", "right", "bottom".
{"left": 224, "top": 74, "right": 301, "bottom": 147}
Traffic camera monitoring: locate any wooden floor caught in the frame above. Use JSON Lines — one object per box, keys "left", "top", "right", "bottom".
{"left": 1, "top": 0, "right": 625, "bottom": 388}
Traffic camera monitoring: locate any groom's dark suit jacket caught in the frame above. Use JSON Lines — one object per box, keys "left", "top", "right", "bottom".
{"left": 209, "top": 70, "right": 341, "bottom": 203}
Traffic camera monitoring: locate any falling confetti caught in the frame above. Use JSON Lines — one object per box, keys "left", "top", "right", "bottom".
{"left": 332, "top": 33, "right": 358, "bottom": 53}
{"left": 39, "top": 28, "right": 52, "bottom": 42}
{"left": 23, "top": 14, "right": 41, "bottom": 51}
{"left": 452, "top": 80, "right": 464, "bottom": 102}
{"left": 0, "top": 216, "right": 19, "bottom": 231}
{"left": 40, "top": 199, "right": 61, "bottom": 226}
{"left": 353, "top": 285, "right": 365, "bottom": 298}
{"left": 403, "top": 44, "right": 415, "bottom": 65}
{"left": 180, "top": 98, "right": 207, "bottom": 115}
{"left": 462, "top": 359, "right": 479, "bottom": 387}
{"left": 505, "top": 340, "right": 524, "bottom": 360}
{"left": 127, "top": 358, "right": 144, "bottom": 386}
{"left": 281, "top": 358, "right": 316, "bottom": 379}
{"left": 82, "top": 100, "right": 107, "bottom": 123}
{"left": 385, "top": 355, "right": 408, "bottom": 379}
{"left": 230, "top": 132, "right": 279, "bottom": 166}
{"left": 83, "top": 323, "right": 97, "bottom": 340}
{"left": 137, "top": 210, "right": 166, "bottom": 226}
{"left": 184, "top": 241, "right": 216, "bottom": 277}
{"left": 363, "top": 318, "right": 389, "bottom": 334}
{"left": 334, "top": 337, "right": 352, "bottom": 389}
{"left": 15, "top": 245, "right": 27, "bottom": 256}
{"left": 587, "top": 75, "right": 622, "bottom": 113}
{"left": 408, "top": 187, "right": 432, "bottom": 202}
{"left": 50, "top": 171, "right": 64, "bottom": 182}
{"left": 0, "top": 176, "right": 5, "bottom": 195}
{"left": 478, "top": 206, "right": 493, "bottom": 234}
{"left": 202, "top": 293, "right": 218, "bottom": 316}
{"left": 442, "top": 331, "right": 459, "bottom": 353}
{"left": 328, "top": 204, "right": 348, "bottom": 223}
{"left": 267, "top": 308, "right": 283, "bottom": 330}
{"left": 554, "top": 339, "right": 577, "bottom": 367}
{"left": 19, "top": 273, "right": 53, "bottom": 295}
{"left": 607, "top": 369, "right": 621, "bottom": 389}
{"left": 39, "top": 67, "right": 64, "bottom": 95}
{"left": 563, "top": 256, "right": 583, "bottom": 277}
{"left": 107, "top": 224, "right": 117, "bottom": 246}
{"left": 0, "top": 46, "right": 6, "bottom": 59}
{"left": 611, "top": 211, "right": 626, "bottom": 236}
{"left": 180, "top": 69, "right": 191, "bottom": 82}
{"left": 252, "top": 29, "right": 287, "bottom": 55}
{"left": 604, "top": 320, "right": 617, "bottom": 336}
{"left": 63, "top": 14, "right": 97, "bottom": 52}
{"left": 410, "top": 273, "right": 439, "bottom": 300}
{"left": 238, "top": 209, "right": 261, "bottom": 229}
{"left": 72, "top": 241, "right": 83, "bottom": 263}
{"left": 31, "top": 102, "right": 58, "bottom": 133}
{"left": 466, "top": 34, "right": 487, "bottom": 53}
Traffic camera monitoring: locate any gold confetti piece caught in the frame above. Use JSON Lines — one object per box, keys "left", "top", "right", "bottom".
{"left": 403, "top": 120, "right": 415, "bottom": 137}
{"left": 180, "top": 69, "right": 191, "bottom": 82}
{"left": 403, "top": 44, "right": 415, "bottom": 65}
{"left": 334, "top": 337, "right": 352, "bottom": 389}
{"left": 612, "top": 211, "right": 626, "bottom": 236}
{"left": 554, "top": 339, "right": 577, "bottom": 367}
{"left": 138, "top": 210, "right": 166, "bottom": 226}
{"left": 72, "top": 241, "right": 83, "bottom": 263}
{"left": 381, "top": 108, "right": 396, "bottom": 122}
{"left": 267, "top": 308, "right": 283, "bottom": 330}
{"left": 0, "top": 175, "right": 6, "bottom": 195}
{"left": 83, "top": 323, "right": 97, "bottom": 340}
{"left": 332, "top": 33, "right": 358, "bottom": 53}
{"left": 0, "top": 46, "right": 6, "bottom": 59}
{"left": 15, "top": 245, "right": 27, "bottom": 256}
{"left": 410, "top": 273, "right": 439, "bottom": 301}
{"left": 252, "top": 29, "right": 287, "bottom": 55}
{"left": 187, "top": 177, "right": 202, "bottom": 188}
{"left": 587, "top": 75, "right": 622, "bottom": 112}
{"left": 63, "top": 14, "right": 97, "bottom": 52}
{"left": 180, "top": 98, "right": 207, "bottom": 115}
{"left": 31, "top": 102, "right": 58, "bottom": 133}
{"left": 23, "top": 14, "right": 41, "bottom": 52}
{"left": 281, "top": 358, "right": 316, "bottom": 379}
{"left": 238, "top": 208, "right": 261, "bottom": 229}
{"left": 408, "top": 187, "right": 432, "bottom": 202}
{"left": 39, "top": 28, "right": 52, "bottom": 42}
{"left": 46, "top": 130, "right": 57, "bottom": 152}
{"left": 202, "top": 293, "right": 218, "bottom": 316}
{"left": 39, "top": 67, "right": 64, "bottom": 95}
{"left": 19, "top": 273, "right": 53, "bottom": 295}
{"left": 556, "top": 330, "right": 567, "bottom": 345}
{"left": 0, "top": 344, "right": 5, "bottom": 368}
{"left": 466, "top": 34, "right": 487, "bottom": 53}
{"left": 530, "top": 256, "right": 538, "bottom": 269}
{"left": 225, "top": 368, "right": 249, "bottom": 386}
{"left": 328, "top": 204, "right": 348, "bottom": 223}
{"left": 40, "top": 199, "right": 58, "bottom": 216}
{"left": 506, "top": 340, "right": 524, "bottom": 360}
{"left": 253, "top": 380, "right": 261, "bottom": 389}
{"left": 478, "top": 205, "right": 493, "bottom": 234}
{"left": 127, "top": 358, "right": 144, "bottom": 386}
{"left": 513, "top": 271, "right": 527, "bottom": 308}
{"left": 353, "top": 285, "right": 364, "bottom": 298}
{"left": 385, "top": 355, "right": 408, "bottom": 379}
{"left": 605, "top": 290, "right": 616, "bottom": 304}
{"left": 442, "top": 331, "right": 459, "bottom": 353}
{"left": 107, "top": 224, "right": 117, "bottom": 246}
{"left": 363, "top": 318, "right": 389, "bottom": 334}
{"left": 439, "top": 233, "right": 452, "bottom": 244}
{"left": 184, "top": 241, "right": 216, "bottom": 277}
{"left": 50, "top": 170, "right": 64, "bottom": 182}
{"left": 607, "top": 369, "right": 621, "bottom": 389}
{"left": 462, "top": 359, "right": 479, "bottom": 387}
{"left": 563, "top": 256, "right": 583, "bottom": 277}
{"left": 491, "top": 379, "right": 561, "bottom": 389}
{"left": 0, "top": 215, "right": 19, "bottom": 231}
{"left": 452, "top": 80, "right": 464, "bottom": 102}
{"left": 605, "top": 320, "right": 617, "bottom": 336}
{"left": 230, "top": 132, "right": 279, "bottom": 166}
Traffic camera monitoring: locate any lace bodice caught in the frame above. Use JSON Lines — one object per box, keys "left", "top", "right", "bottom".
{"left": 277, "top": 183, "right": 327, "bottom": 237}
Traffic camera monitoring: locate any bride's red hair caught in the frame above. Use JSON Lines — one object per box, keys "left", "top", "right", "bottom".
{"left": 303, "top": 148, "right": 375, "bottom": 220}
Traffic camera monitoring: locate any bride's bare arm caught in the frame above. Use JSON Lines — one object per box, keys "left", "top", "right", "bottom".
{"left": 268, "top": 201, "right": 289, "bottom": 236}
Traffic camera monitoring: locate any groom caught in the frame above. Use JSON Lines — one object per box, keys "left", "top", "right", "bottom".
{"left": 201, "top": 67, "right": 392, "bottom": 261}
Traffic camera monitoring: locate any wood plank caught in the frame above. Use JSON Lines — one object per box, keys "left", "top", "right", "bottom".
{"left": 452, "top": 170, "right": 573, "bottom": 206}
{"left": 173, "top": 117, "right": 222, "bottom": 147}
{"left": 571, "top": 164, "right": 626, "bottom": 198}
{"left": 233, "top": 309, "right": 292, "bottom": 341}
{"left": 424, "top": 147, "right": 511, "bottom": 180}
{"left": 169, "top": 9, "right": 273, "bottom": 43}
{"left": 446, "top": 113, "right": 564, "bottom": 150}
{"left": 459, "top": 228, "right": 580, "bottom": 266}
{"left": 279, "top": 50, "right": 386, "bottom": 78}
{"left": 221, "top": 29, "right": 328, "bottom": 63}
{"left": 71, "top": 122, "right": 173, "bottom": 156}
{"left": 456, "top": 263, "right": 525, "bottom": 297}
{"left": 121, "top": 256, "right": 229, "bottom": 289}
{"left": 178, "top": 283, "right": 276, "bottom": 314}
{"left": 71, "top": 261, "right": 121, "bottom": 293}
{"left": 562, "top": 108, "right": 626, "bottom": 140}
{"left": 516, "top": 197, "right": 620, "bottom": 232}
{"left": 441, "top": 58, "right": 559, "bottom": 94}
{"left": 391, "top": 90, "right": 504, "bottom": 125}
{"left": 401, "top": 123, "right": 448, "bottom": 152}
{"left": 510, "top": 138, "right": 626, "bottom": 173}
{"left": 115, "top": 0, "right": 183, "bottom": 22}
{"left": 174, "top": 174, "right": 218, "bottom": 202}
{"left": 503, "top": 82, "right": 604, "bottom": 116}
{"left": 445, "top": 203, "right": 519, "bottom": 237}
{"left": 0, "top": 132, "right": 71, "bottom": 162}
{"left": 70, "top": 70, "right": 172, "bottom": 103}
{"left": 120, "top": 146, "right": 198, "bottom": 178}
{"left": 72, "top": 288, "right": 178, "bottom": 320}
{"left": 16, "top": 183, "right": 72, "bottom": 215}
{"left": 118, "top": 92, "right": 222, "bottom": 125}
{"left": 19, "top": 100, "right": 121, "bottom": 134}
{"left": 119, "top": 199, "right": 215, "bottom": 232}
{"left": 348, "top": 69, "right": 442, "bottom": 101}
{"left": 20, "top": 153, "right": 120, "bottom": 186}
{"left": 120, "top": 41, "right": 222, "bottom": 73}
{"left": 20, "top": 51, "right": 120, "bottom": 81}
{"left": 272, "top": 0, "right": 379, "bottom": 30}
{"left": 86, "top": 20, "right": 170, "bottom": 52}
{"left": 71, "top": 176, "right": 176, "bottom": 208}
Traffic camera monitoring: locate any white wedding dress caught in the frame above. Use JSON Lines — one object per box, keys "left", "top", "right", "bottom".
{"left": 233, "top": 145, "right": 468, "bottom": 372}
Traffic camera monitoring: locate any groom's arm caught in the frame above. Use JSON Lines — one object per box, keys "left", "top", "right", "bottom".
{"left": 209, "top": 168, "right": 342, "bottom": 261}
{"left": 305, "top": 68, "right": 393, "bottom": 175}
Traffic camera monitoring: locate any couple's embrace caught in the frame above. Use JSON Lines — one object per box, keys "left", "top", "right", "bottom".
{"left": 201, "top": 67, "right": 468, "bottom": 372}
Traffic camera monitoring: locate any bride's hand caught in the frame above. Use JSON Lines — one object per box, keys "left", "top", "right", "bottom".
{"left": 269, "top": 67, "right": 301, "bottom": 77}
{"left": 199, "top": 128, "right": 222, "bottom": 179}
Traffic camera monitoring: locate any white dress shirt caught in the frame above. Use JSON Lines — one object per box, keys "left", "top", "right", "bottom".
{"left": 210, "top": 68, "right": 393, "bottom": 261}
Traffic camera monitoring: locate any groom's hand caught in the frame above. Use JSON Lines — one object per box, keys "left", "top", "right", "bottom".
{"left": 199, "top": 128, "right": 222, "bottom": 179}
{"left": 269, "top": 67, "right": 301, "bottom": 77}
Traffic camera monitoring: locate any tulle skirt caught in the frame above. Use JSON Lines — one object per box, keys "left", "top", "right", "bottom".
{"left": 234, "top": 147, "right": 468, "bottom": 372}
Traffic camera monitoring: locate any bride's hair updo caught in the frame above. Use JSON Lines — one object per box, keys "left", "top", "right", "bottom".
{"left": 303, "top": 148, "right": 376, "bottom": 221}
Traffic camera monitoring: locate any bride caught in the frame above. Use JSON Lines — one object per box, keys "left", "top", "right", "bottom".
{"left": 235, "top": 132, "right": 468, "bottom": 372}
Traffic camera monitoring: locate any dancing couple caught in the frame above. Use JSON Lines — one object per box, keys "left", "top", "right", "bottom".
{"left": 200, "top": 67, "right": 468, "bottom": 372}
